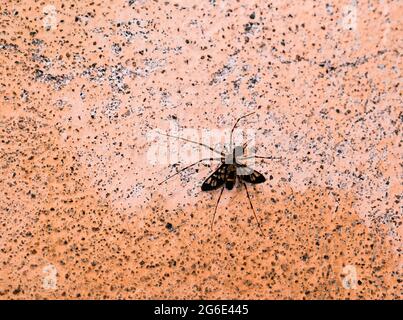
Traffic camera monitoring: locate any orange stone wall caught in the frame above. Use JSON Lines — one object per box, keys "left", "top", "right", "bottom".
{"left": 0, "top": 0, "right": 401, "bottom": 299}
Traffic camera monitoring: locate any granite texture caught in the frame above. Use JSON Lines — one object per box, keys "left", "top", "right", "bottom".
{"left": 0, "top": 0, "right": 401, "bottom": 299}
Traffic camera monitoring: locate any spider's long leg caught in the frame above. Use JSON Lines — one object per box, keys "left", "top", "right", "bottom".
{"left": 239, "top": 155, "right": 282, "bottom": 161}
{"left": 157, "top": 132, "right": 225, "bottom": 157}
{"left": 242, "top": 139, "right": 253, "bottom": 149}
{"left": 243, "top": 182, "right": 264, "bottom": 236}
{"left": 158, "top": 157, "right": 222, "bottom": 185}
{"left": 210, "top": 185, "right": 225, "bottom": 230}
{"left": 229, "top": 112, "right": 255, "bottom": 149}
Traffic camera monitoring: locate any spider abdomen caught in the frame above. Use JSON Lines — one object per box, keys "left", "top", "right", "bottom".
{"left": 225, "top": 165, "right": 237, "bottom": 190}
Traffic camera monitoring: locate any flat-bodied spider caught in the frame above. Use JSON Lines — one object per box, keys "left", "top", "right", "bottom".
{"left": 158, "top": 112, "right": 279, "bottom": 235}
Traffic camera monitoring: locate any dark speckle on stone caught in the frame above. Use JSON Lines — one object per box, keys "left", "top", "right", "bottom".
{"left": 244, "top": 23, "right": 253, "bottom": 32}
{"left": 13, "top": 287, "right": 21, "bottom": 295}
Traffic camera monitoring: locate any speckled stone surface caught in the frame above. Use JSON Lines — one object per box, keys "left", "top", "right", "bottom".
{"left": 0, "top": 0, "right": 401, "bottom": 299}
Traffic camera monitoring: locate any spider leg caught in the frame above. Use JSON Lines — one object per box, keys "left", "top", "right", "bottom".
{"left": 242, "top": 139, "right": 253, "bottom": 149}
{"left": 229, "top": 112, "right": 255, "bottom": 149}
{"left": 210, "top": 185, "right": 225, "bottom": 230}
{"left": 157, "top": 131, "right": 225, "bottom": 157}
{"left": 158, "top": 157, "right": 222, "bottom": 185}
{"left": 243, "top": 182, "right": 264, "bottom": 236}
{"left": 239, "top": 155, "right": 282, "bottom": 161}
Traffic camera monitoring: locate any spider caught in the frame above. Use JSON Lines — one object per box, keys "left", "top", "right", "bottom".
{"left": 158, "top": 112, "right": 279, "bottom": 235}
